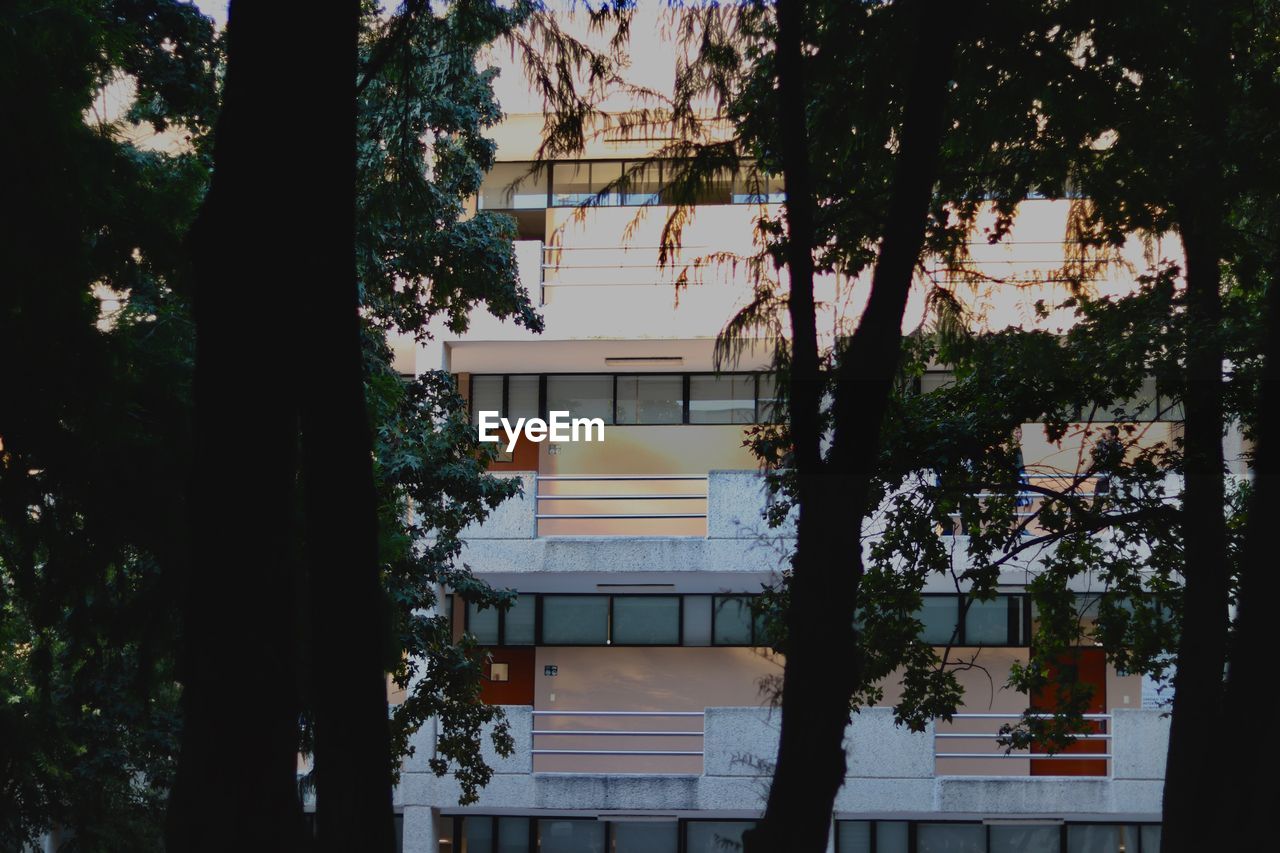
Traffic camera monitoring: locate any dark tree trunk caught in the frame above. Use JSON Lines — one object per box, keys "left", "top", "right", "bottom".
{"left": 296, "top": 3, "right": 396, "bottom": 851}
{"left": 1221, "top": 270, "right": 1277, "bottom": 849}
{"left": 1159, "top": 7, "right": 1232, "bottom": 852}
{"left": 742, "top": 3, "right": 960, "bottom": 851}
{"left": 169, "top": 3, "right": 308, "bottom": 849}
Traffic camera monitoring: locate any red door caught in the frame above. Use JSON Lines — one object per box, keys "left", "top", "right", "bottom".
{"left": 1030, "top": 647, "right": 1108, "bottom": 776}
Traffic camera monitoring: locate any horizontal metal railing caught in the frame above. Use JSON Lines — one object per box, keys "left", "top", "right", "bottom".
{"left": 531, "top": 710, "right": 705, "bottom": 758}
{"left": 535, "top": 475, "right": 708, "bottom": 534}
{"left": 935, "top": 713, "right": 1112, "bottom": 768}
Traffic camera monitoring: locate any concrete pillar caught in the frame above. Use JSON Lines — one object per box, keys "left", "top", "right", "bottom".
{"left": 402, "top": 806, "right": 438, "bottom": 853}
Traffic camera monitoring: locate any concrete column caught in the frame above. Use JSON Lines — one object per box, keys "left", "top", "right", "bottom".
{"left": 401, "top": 806, "right": 438, "bottom": 853}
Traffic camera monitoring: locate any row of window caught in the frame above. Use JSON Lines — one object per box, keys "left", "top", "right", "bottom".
{"left": 462, "top": 593, "right": 768, "bottom": 647}
{"left": 456, "top": 593, "right": 1037, "bottom": 649}
{"left": 478, "top": 160, "right": 785, "bottom": 211}
{"left": 838, "top": 820, "right": 1161, "bottom": 853}
{"left": 467, "top": 373, "right": 777, "bottom": 426}
{"left": 917, "top": 372, "right": 1183, "bottom": 422}
{"left": 440, "top": 816, "right": 1160, "bottom": 853}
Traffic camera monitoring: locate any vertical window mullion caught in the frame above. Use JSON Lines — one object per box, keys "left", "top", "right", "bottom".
{"left": 613, "top": 375, "right": 619, "bottom": 426}
{"left": 683, "top": 374, "right": 691, "bottom": 423}
{"left": 501, "top": 375, "right": 509, "bottom": 421}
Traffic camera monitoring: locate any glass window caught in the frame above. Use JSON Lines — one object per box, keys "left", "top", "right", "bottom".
{"left": 611, "top": 821, "right": 677, "bottom": 853}
{"left": 462, "top": 816, "right": 493, "bottom": 853}
{"left": 508, "top": 375, "right": 540, "bottom": 421}
{"left": 920, "top": 371, "right": 955, "bottom": 394}
{"left": 616, "top": 375, "right": 684, "bottom": 424}
{"left": 836, "top": 821, "right": 871, "bottom": 853}
{"left": 688, "top": 169, "right": 734, "bottom": 205}
{"left": 682, "top": 595, "right": 712, "bottom": 646}
{"left": 965, "top": 596, "right": 1011, "bottom": 645}
{"left": 918, "top": 823, "right": 986, "bottom": 853}
{"left": 541, "top": 596, "right": 610, "bottom": 645}
{"left": 1067, "top": 824, "right": 1138, "bottom": 853}
{"left": 612, "top": 596, "right": 681, "bottom": 645}
{"left": 467, "top": 602, "right": 500, "bottom": 645}
{"left": 505, "top": 595, "right": 536, "bottom": 646}
{"left": 685, "top": 821, "right": 754, "bottom": 853}
{"left": 756, "top": 374, "right": 779, "bottom": 422}
{"left": 439, "top": 815, "right": 455, "bottom": 853}
{"left": 876, "top": 822, "right": 910, "bottom": 853}
{"left": 538, "top": 819, "right": 605, "bottom": 853}
{"left": 590, "top": 161, "right": 623, "bottom": 205}
{"left": 917, "top": 596, "right": 960, "bottom": 645}
{"left": 713, "top": 596, "right": 755, "bottom": 645}
{"left": 733, "top": 169, "right": 784, "bottom": 204}
{"left": 551, "top": 162, "right": 592, "bottom": 207}
{"left": 497, "top": 817, "right": 530, "bottom": 853}
{"left": 689, "top": 375, "right": 756, "bottom": 424}
{"left": 479, "top": 162, "right": 547, "bottom": 210}
{"left": 622, "top": 160, "right": 662, "bottom": 205}
{"left": 546, "top": 375, "right": 614, "bottom": 423}
{"left": 1139, "top": 826, "right": 1161, "bottom": 852}
{"left": 470, "top": 375, "right": 504, "bottom": 422}
{"left": 991, "top": 825, "right": 1060, "bottom": 853}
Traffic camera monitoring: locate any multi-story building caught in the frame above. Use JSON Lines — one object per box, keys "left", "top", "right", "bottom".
{"left": 390, "top": 33, "right": 1183, "bottom": 853}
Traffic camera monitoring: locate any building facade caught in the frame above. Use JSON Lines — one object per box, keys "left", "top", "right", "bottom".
{"left": 389, "top": 55, "right": 1179, "bottom": 853}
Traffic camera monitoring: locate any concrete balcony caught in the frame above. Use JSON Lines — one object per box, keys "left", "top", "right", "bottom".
{"left": 450, "top": 470, "right": 795, "bottom": 579}
{"left": 399, "top": 706, "right": 1167, "bottom": 819}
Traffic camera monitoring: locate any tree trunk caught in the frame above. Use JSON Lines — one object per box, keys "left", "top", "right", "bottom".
{"left": 296, "top": 3, "right": 397, "bottom": 851}
{"left": 1221, "top": 269, "right": 1277, "bottom": 849}
{"left": 1159, "top": 6, "right": 1232, "bottom": 851}
{"left": 168, "top": 3, "right": 308, "bottom": 849}
{"left": 742, "top": 3, "right": 960, "bottom": 851}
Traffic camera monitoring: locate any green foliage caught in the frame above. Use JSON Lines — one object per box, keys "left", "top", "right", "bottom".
{"left": 1, "top": 1, "right": 217, "bottom": 846}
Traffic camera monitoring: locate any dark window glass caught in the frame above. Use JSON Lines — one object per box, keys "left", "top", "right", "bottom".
{"left": 689, "top": 375, "right": 755, "bottom": 424}
{"left": 611, "top": 821, "right": 677, "bottom": 853}
{"left": 439, "top": 816, "right": 455, "bottom": 853}
{"left": 497, "top": 817, "right": 529, "bottom": 853}
{"left": 470, "top": 375, "right": 504, "bottom": 422}
{"left": 917, "top": 823, "right": 986, "bottom": 853}
{"left": 479, "top": 163, "right": 547, "bottom": 210}
{"left": 537, "top": 819, "right": 605, "bottom": 853}
{"left": 732, "top": 169, "right": 784, "bottom": 203}
{"left": 685, "top": 821, "right": 754, "bottom": 853}
{"left": 616, "top": 375, "right": 684, "bottom": 424}
{"left": 590, "top": 161, "right": 623, "bottom": 205}
{"left": 1067, "top": 824, "right": 1138, "bottom": 853}
{"left": 467, "top": 602, "right": 500, "bottom": 645}
{"left": 876, "top": 822, "right": 910, "bottom": 853}
{"left": 551, "top": 162, "right": 592, "bottom": 206}
{"left": 965, "top": 596, "right": 1011, "bottom": 645}
{"left": 917, "top": 596, "right": 960, "bottom": 645}
{"left": 756, "top": 374, "right": 779, "bottom": 422}
{"left": 836, "top": 821, "right": 871, "bottom": 853}
{"left": 682, "top": 595, "right": 712, "bottom": 646}
{"left": 546, "top": 375, "right": 614, "bottom": 423}
{"left": 622, "top": 161, "right": 662, "bottom": 205}
{"left": 991, "top": 824, "right": 1060, "bottom": 853}
{"left": 505, "top": 595, "right": 536, "bottom": 646}
{"left": 508, "top": 375, "right": 540, "bottom": 420}
{"left": 713, "top": 596, "right": 755, "bottom": 645}
{"left": 542, "top": 596, "right": 610, "bottom": 644}
{"left": 612, "top": 596, "right": 681, "bottom": 644}
{"left": 462, "top": 816, "right": 493, "bottom": 853}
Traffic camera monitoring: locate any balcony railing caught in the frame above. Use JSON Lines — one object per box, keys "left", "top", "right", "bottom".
{"left": 935, "top": 712, "right": 1112, "bottom": 776}
{"left": 535, "top": 474, "right": 709, "bottom": 537}
{"left": 531, "top": 709, "right": 705, "bottom": 774}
